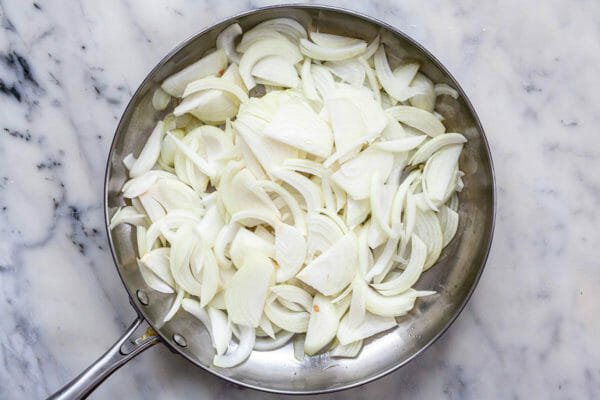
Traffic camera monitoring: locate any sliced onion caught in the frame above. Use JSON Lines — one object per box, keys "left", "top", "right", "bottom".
{"left": 386, "top": 106, "right": 446, "bottom": 137}
{"left": 225, "top": 254, "right": 275, "bottom": 327}
{"left": 139, "top": 248, "right": 175, "bottom": 288}
{"left": 110, "top": 206, "right": 147, "bottom": 230}
{"left": 271, "top": 168, "right": 323, "bottom": 212}
{"left": 325, "top": 58, "right": 365, "bottom": 87}
{"left": 365, "top": 237, "right": 399, "bottom": 281}
{"left": 372, "top": 234, "right": 426, "bottom": 295}
{"left": 271, "top": 284, "right": 313, "bottom": 311}
{"left": 423, "top": 144, "right": 463, "bottom": 203}
{"left": 216, "top": 23, "right": 242, "bottom": 64}
{"left": 161, "top": 49, "right": 227, "bottom": 97}
{"left": 337, "top": 310, "right": 396, "bottom": 345}
{"left": 254, "top": 330, "right": 294, "bottom": 351}
{"left": 182, "top": 76, "right": 249, "bottom": 103}
{"left": 182, "top": 298, "right": 211, "bottom": 329}
{"left": 239, "top": 38, "right": 303, "bottom": 90}
{"left": 213, "top": 325, "right": 255, "bottom": 368}
{"left": 163, "top": 286, "right": 184, "bottom": 322}
{"left": 200, "top": 249, "right": 220, "bottom": 307}
{"left": 252, "top": 56, "right": 299, "bottom": 88}
{"left": 414, "top": 210, "right": 443, "bottom": 270}
{"left": 297, "top": 231, "right": 357, "bottom": 296}
{"left": 307, "top": 212, "right": 344, "bottom": 258}
{"left": 410, "top": 133, "right": 467, "bottom": 165}
{"left": 264, "top": 299, "right": 309, "bottom": 333}
{"left": 233, "top": 119, "right": 298, "bottom": 173}
{"left": 301, "top": 58, "right": 319, "bottom": 101}
{"left": 152, "top": 87, "right": 171, "bottom": 111}
{"left": 304, "top": 294, "right": 339, "bottom": 355}
{"left": 434, "top": 83, "right": 459, "bottom": 99}
{"left": 331, "top": 146, "right": 394, "bottom": 200}
{"left": 362, "top": 34, "right": 380, "bottom": 60}
{"left": 374, "top": 46, "right": 421, "bottom": 102}
{"left": 258, "top": 180, "right": 306, "bottom": 234}
{"left": 311, "top": 64, "right": 335, "bottom": 100}
{"left": 348, "top": 275, "right": 367, "bottom": 328}
{"left": 409, "top": 73, "right": 435, "bottom": 112}
{"left": 167, "top": 131, "right": 215, "bottom": 178}
{"left": 229, "top": 227, "right": 274, "bottom": 268}
{"left": 251, "top": 18, "right": 307, "bottom": 42}
{"left": 263, "top": 99, "right": 333, "bottom": 157}
{"left": 208, "top": 307, "right": 232, "bottom": 355}
{"left": 274, "top": 223, "right": 307, "bottom": 282}
{"left": 327, "top": 97, "right": 367, "bottom": 155}
{"left": 439, "top": 205, "right": 459, "bottom": 247}
{"left": 375, "top": 135, "right": 427, "bottom": 153}
{"left": 310, "top": 32, "right": 364, "bottom": 48}
{"left": 330, "top": 339, "right": 363, "bottom": 358}
{"left": 129, "top": 121, "right": 165, "bottom": 177}
{"left": 212, "top": 223, "right": 239, "bottom": 268}
{"left": 300, "top": 38, "right": 366, "bottom": 61}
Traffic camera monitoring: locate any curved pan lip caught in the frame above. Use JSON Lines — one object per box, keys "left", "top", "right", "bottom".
{"left": 104, "top": 3, "right": 496, "bottom": 395}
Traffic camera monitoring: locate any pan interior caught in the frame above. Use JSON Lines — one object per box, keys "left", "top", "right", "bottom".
{"left": 105, "top": 5, "right": 494, "bottom": 394}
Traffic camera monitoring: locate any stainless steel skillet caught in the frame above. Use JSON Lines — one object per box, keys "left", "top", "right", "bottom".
{"left": 48, "top": 5, "right": 495, "bottom": 399}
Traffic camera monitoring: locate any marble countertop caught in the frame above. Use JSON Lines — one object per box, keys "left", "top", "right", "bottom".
{"left": 1, "top": 0, "right": 598, "bottom": 399}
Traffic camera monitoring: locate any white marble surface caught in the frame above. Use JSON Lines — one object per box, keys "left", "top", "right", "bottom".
{"left": 1, "top": 0, "right": 598, "bottom": 398}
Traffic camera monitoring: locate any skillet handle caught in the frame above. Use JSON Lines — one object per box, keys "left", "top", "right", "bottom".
{"left": 47, "top": 316, "right": 160, "bottom": 400}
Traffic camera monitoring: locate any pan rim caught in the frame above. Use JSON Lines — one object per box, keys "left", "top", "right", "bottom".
{"left": 103, "top": 3, "right": 496, "bottom": 395}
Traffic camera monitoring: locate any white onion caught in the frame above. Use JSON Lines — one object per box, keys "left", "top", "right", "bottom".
{"left": 114, "top": 19, "right": 468, "bottom": 367}
{"left": 161, "top": 49, "right": 227, "bottom": 97}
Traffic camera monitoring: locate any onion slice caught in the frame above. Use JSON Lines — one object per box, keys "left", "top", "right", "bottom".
{"left": 300, "top": 38, "right": 367, "bottom": 61}
{"left": 297, "top": 231, "right": 358, "bottom": 296}
{"left": 213, "top": 325, "right": 255, "bottom": 368}
{"left": 304, "top": 294, "right": 339, "bottom": 355}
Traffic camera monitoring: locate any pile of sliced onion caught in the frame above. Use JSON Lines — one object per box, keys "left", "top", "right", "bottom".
{"left": 112, "top": 19, "right": 465, "bottom": 368}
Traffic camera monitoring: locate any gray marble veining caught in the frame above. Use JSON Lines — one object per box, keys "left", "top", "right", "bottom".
{"left": 0, "top": 0, "right": 598, "bottom": 399}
